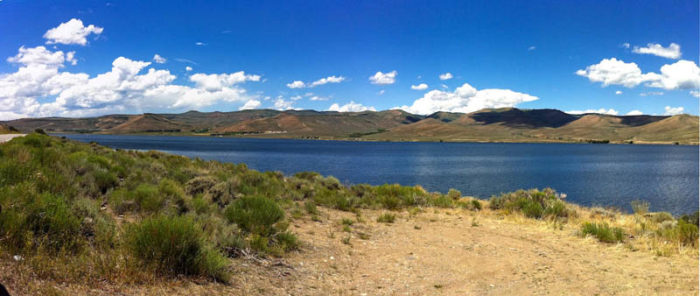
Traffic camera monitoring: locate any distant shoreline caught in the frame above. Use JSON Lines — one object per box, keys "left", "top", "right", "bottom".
{"left": 51, "top": 132, "right": 700, "bottom": 146}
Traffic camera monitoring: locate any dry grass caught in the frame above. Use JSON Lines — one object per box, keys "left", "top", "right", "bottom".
{"left": 1, "top": 205, "right": 697, "bottom": 295}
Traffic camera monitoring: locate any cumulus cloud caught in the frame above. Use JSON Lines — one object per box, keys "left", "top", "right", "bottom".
{"left": 328, "top": 101, "right": 376, "bottom": 112}
{"left": 626, "top": 110, "right": 643, "bottom": 115}
{"left": 566, "top": 108, "right": 619, "bottom": 115}
{"left": 195, "top": 42, "right": 206, "bottom": 46}
{"left": 645, "top": 60, "right": 700, "bottom": 90}
{"left": 185, "top": 66, "right": 192, "bottom": 71}
{"left": 377, "top": 90, "right": 385, "bottom": 95}
{"left": 369, "top": 70, "right": 397, "bottom": 85}
{"left": 153, "top": 54, "right": 166, "bottom": 64}
{"left": 439, "top": 72, "right": 453, "bottom": 80}
{"left": 286, "top": 75, "right": 345, "bottom": 89}
{"left": 286, "top": 80, "right": 305, "bottom": 89}
{"left": 577, "top": 58, "right": 700, "bottom": 91}
{"left": 239, "top": 99, "right": 261, "bottom": 110}
{"left": 632, "top": 43, "right": 681, "bottom": 59}
{"left": 0, "top": 45, "right": 261, "bottom": 120}
{"left": 640, "top": 91, "right": 664, "bottom": 96}
{"left": 7, "top": 46, "right": 75, "bottom": 67}
{"left": 189, "top": 72, "right": 260, "bottom": 92}
{"left": 309, "top": 75, "right": 345, "bottom": 87}
{"left": 621, "top": 43, "right": 630, "bottom": 49}
{"left": 664, "top": 106, "right": 684, "bottom": 115}
{"left": 411, "top": 83, "right": 428, "bottom": 90}
{"left": 43, "top": 18, "right": 103, "bottom": 45}
{"left": 576, "top": 58, "right": 658, "bottom": 87}
{"left": 273, "top": 97, "right": 295, "bottom": 110}
{"left": 399, "top": 83, "right": 538, "bottom": 115}
{"left": 615, "top": 90, "right": 622, "bottom": 95}
{"left": 690, "top": 90, "right": 700, "bottom": 98}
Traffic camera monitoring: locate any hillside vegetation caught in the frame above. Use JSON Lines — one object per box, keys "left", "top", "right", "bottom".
{"left": 3, "top": 108, "right": 698, "bottom": 144}
{"left": 0, "top": 134, "right": 697, "bottom": 294}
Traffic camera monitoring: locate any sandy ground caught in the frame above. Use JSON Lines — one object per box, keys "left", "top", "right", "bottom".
{"left": 2, "top": 208, "right": 698, "bottom": 295}
{"left": 0, "top": 134, "right": 24, "bottom": 143}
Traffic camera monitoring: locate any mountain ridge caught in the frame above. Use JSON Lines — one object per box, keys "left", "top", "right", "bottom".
{"left": 2, "top": 108, "right": 697, "bottom": 144}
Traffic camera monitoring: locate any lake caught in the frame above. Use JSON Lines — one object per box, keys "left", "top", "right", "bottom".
{"left": 61, "top": 134, "right": 699, "bottom": 215}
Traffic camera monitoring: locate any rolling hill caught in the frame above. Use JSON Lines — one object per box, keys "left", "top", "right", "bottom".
{"left": 2, "top": 108, "right": 697, "bottom": 144}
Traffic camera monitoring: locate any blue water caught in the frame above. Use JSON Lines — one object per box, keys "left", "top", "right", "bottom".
{"left": 61, "top": 134, "right": 699, "bottom": 215}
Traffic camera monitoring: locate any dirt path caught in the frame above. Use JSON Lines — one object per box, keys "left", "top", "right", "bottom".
{"left": 0, "top": 134, "right": 24, "bottom": 143}
{"left": 3, "top": 208, "right": 698, "bottom": 295}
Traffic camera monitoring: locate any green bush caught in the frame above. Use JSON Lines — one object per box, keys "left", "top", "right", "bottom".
{"left": 224, "top": 197, "right": 285, "bottom": 236}
{"left": 521, "top": 199, "right": 544, "bottom": 218}
{"left": 489, "top": 188, "right": 568, "bottom": 219}
{"left": 126, "top": 215, "right": 228, "bottom": 281}
{"left": 377, "top": 213, "right": 396, "bottom": 224}
{"left": 679, "top": 211, "right": 699, "bottom": 227}
{"left": 274, "top": 231, "right": 299, "bottom": 252}
{"left": 471, "top": 199, "right": 482, "bottom": 211}
{"left": 133, "top": 184, "right": 162, "bottom": 212}
{"left": 0, "top": 192, "right": 82, "bottom": 253}
{"left": 630, "top": 200, "right": 649, "bottom": 215}
{"left": 304, "top": 200, "right": 319, "bottom": 215}
{"left": 581, "top": 222, "right": 625, "bottom": 243}
{"left": 447, "top": 188, "right": 461, "bottom": 200}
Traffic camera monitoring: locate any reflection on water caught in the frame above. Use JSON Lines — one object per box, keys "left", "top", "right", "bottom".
{"left": 61, "top": 134, "right": 699, "bottom": 215}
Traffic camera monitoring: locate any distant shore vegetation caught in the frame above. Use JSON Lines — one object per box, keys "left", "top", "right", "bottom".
{"left": 0, "top": 133, "right": 696, "bottom": 285}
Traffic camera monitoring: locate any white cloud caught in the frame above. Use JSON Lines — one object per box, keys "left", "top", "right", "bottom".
{"left": 399, "top": 83, "right": 538, "bottom": 115}
{"left": 195, "top": 42, "right": 206, "bottom": 46}
{"left": 439, "top": 72, "right": 453, "bottom": 80}
{"left": 528, "top": 46, "right": 536, "bottom": 51}
{"left": 645, "top": 60, "right": 700, "bottom": 90}
{"left": 189, "top": 72, "right": 260, "bottom": 92}
{"left": 577, "top": 58, "right": 700, "bottom": 91}
{"left": 615, "top": 90, "right": 622, "bottom": 95}
{"left": 369, "top": 70, "right": 397, "bottom": 85}
{"left": 621, "top": 43, "right": 630, "bottom": 49}
{"left": 7, "top": 46, "right": 74, "bottom": 67}
{"left": 566, "top": 108, "right": 619, "bottom": 115}
{"left": 411, "top": 83, "right": 428, "bottom": 90}
{"left": 309, "top": 95, "right": 329, "bottom": 101}
{"left": 286, "top": 80, "right": 305, "bottom": 89}
{"left": 43, "top": 18, "right": 103, "bottom": 46}
{"left": 690, "top": 90, "right": 700, "bottom": 98}
{"left": 273, "top": 97, "right": 295, "bottom": 110}
{"left": 664, "top": 106, "right": 684, "bottom": 115}
{"left": 328, "top": 101, "right": 376, "bottom": 112}
{"left": 640, "top": 91, "right": 664, "bottom": 96}
{"left": 309, "top": 75, "right": 345, "bottom": 87}
{"left": 632, "top": 43, "right": 681, "bottom": 59}
{"left": 286, "top": 75, "right": 345, "bottom": 88}
{"left": 0, "top": 45, "right": 262, "bottom": 119}
{"left": 185, "top": 66, "right": 192, "bottom": 71}
{"left": 377, "top": 90, "right": 385, "bottom": 95}
{"left": 576, "top": 58, "right": 659, "bottom": 87}
{"left": 239, "top": 99, "right": 261, "bottom": 110}
{"left": 626, "top": 110, "right": 643, "bottom": 115}
{"left": 153, "top": 54, "right": 166, "bottom": 64}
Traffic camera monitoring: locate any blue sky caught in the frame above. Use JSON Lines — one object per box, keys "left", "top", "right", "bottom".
{"left": 0, "top": 0, "right": 698, "bottom": 119}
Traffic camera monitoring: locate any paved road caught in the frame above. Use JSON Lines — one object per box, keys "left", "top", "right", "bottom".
{"left": 0, "top": 134, "right": 25, "bottom": 143}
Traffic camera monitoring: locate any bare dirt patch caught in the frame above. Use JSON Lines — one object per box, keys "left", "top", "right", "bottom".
{"left": 2, "top": 208, "right": 697, "bottom": 295}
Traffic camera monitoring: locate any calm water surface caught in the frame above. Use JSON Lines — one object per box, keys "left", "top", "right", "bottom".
{"left": 62, "top": 134, "right": 699, "bottom": 215}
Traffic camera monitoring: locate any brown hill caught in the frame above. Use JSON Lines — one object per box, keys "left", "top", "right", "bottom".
{"left": 107, "top": 113, "right": 190, "bottom": 133}
{"left": 214, "top": 110, "right": 421, "bottom": 137}
{"left": 0, "top": 123, "right": 19, "bottom": 134}
{"left": 1, "top": 108, "right": 697, "bottom": 144}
